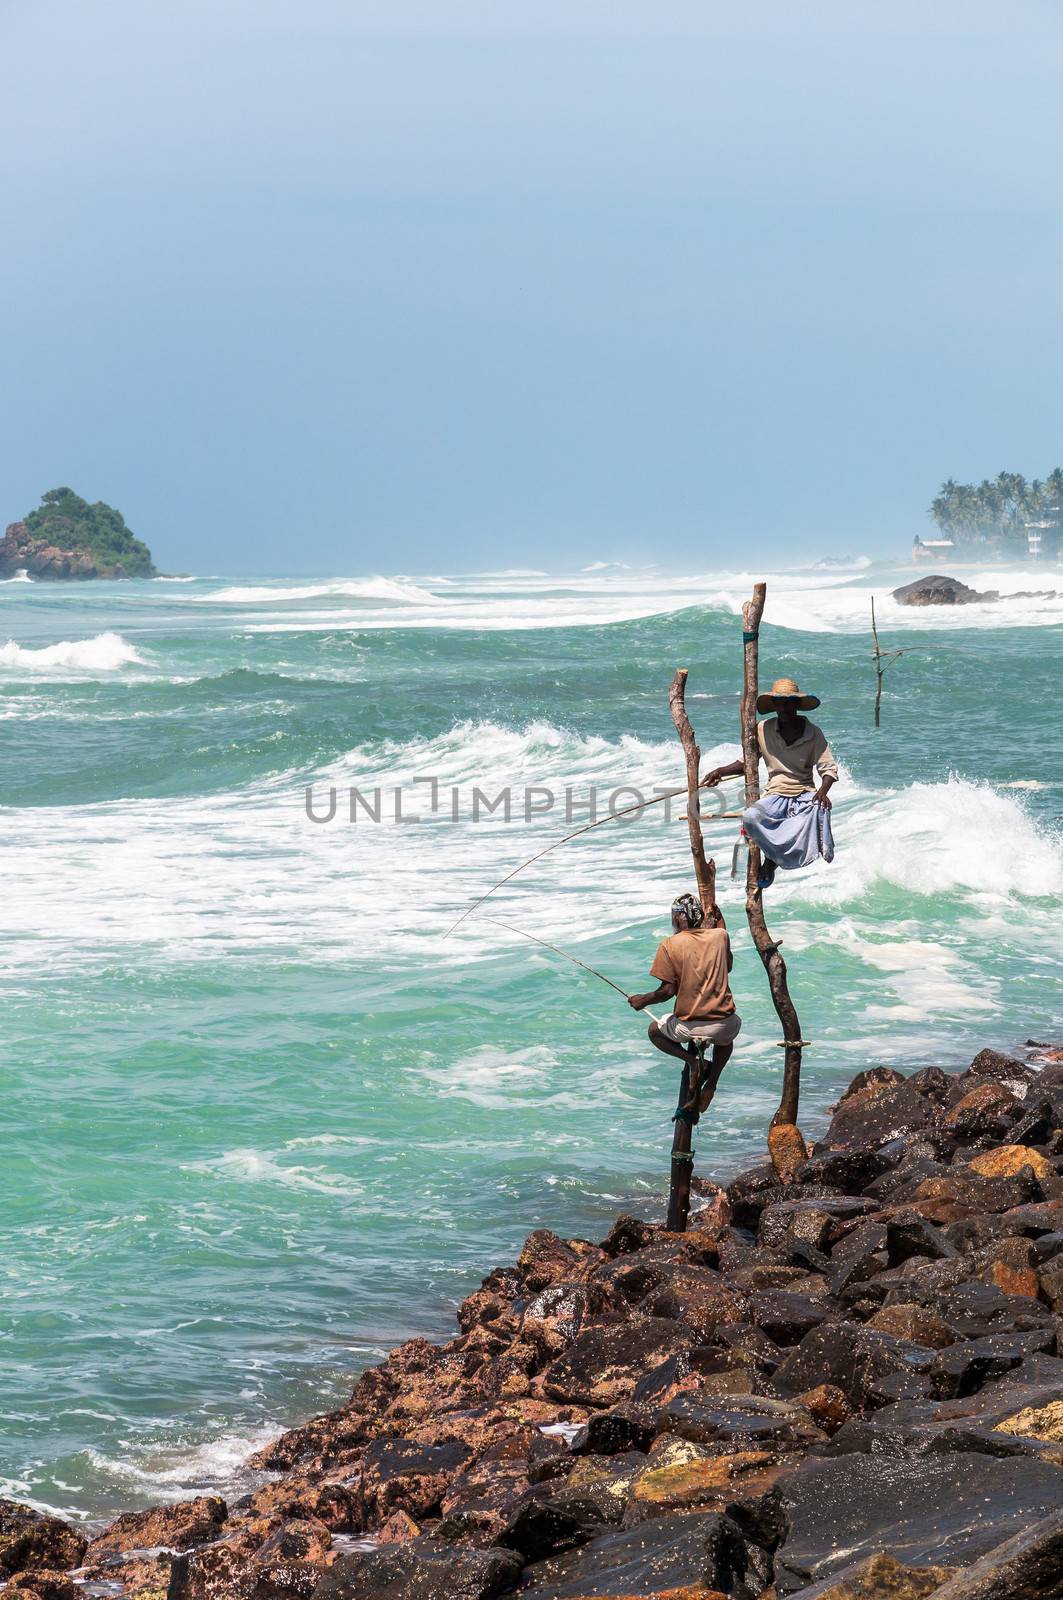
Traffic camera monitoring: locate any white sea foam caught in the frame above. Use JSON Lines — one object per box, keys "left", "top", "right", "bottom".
{"left": 0, "top": 631, "right": 145, "bottom": 672}
{"left": 790, "top": 776, "right": 1063, "bottom": 905}
{"left": 0, "top": 708, "right": 1057, "bottom": 1055}
{"left": 200, "top": 578, "right": 439, "bottom": 605}
{"left": 1, "top": 568, "right": 33, "bottom": 582}
{"left": 83, "top": 1428, "right": 276, "bottom": 1498}
{"left": 186, "top": 1148, "right": 365, "bottom": 1196}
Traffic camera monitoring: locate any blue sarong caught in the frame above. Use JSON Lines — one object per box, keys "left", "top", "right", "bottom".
{"left": 742, "top": 792, "right": 834, "bottom": 872}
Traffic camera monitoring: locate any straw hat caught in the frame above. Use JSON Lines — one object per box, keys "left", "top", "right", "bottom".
{"left": 756, "top": 676, "right": 821, "bottom": 714}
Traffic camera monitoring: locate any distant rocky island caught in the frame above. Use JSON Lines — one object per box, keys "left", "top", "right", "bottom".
{"left": 0, "top": 488, "right": 156, "bottom": 579}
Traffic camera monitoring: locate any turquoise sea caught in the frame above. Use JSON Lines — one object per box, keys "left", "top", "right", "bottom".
{"left": 1, "top": 561, "right": 1060, "bottom": 1520}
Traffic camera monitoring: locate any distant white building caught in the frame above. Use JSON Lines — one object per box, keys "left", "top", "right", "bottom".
{"left": 913, "top": 535, "right": 955, "bottom": 562}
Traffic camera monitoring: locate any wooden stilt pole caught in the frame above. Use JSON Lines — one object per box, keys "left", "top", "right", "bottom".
{"left": 669, "top": 668, "right": 718, "bottom": 921}
{"left": 666, "top": 1057, "right": 695, "bottom": 1232}
{"left": 741, "top": 583, "right": 809, "bottom": 1182}
{"left": 662, "top": 668, "right": 719, "bottom": 1233}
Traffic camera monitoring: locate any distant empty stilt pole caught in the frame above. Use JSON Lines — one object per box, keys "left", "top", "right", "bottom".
{"left": 741, "top": 584, "right": 809, "bottom": 1182}
{"left": 871, "top": 596, "right": 908, "bottom": 729}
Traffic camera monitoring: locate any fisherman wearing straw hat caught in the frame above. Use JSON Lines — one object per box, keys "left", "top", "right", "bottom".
{"left": 701, "top": 677, "right": 838, "bottom": 887}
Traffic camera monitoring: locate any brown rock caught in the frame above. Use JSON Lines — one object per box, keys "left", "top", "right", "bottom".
{"left": 994, "top": 1399, "right": 1063, "bottom": 1442}
{"left": 944, "top": 1082, "right": 1018, "bottom": 1138}
{"left": 768, "top": 1123, "right": 809, "bottom": 1185}
{"left": 794, "top": 1384, "right": 851, "bottom": 1434}
{"left": 254, "top": 1519, "right": 332, "bottom": 1565}
{"left": 3, "top": 1573, "right": 81, "bottom": 1600}
{"left": 969, "top": 1145, "right": 1053, "bottom": 1181}
{"left": 517, "top": 1230, "right": 603, "bottom": 1293}
{"left": 837, "top": 1067, "right": 908, "bottom": 1102}
{"left": 374, "top": 1510, "right": 421, "bottom": 1545}
{"left": 796, "top": 1549, "right": 954, "bottom": 1598}
{"left": 239, "top": 1478, "right": 359, "bottom": 1533}
{"left": 85, "top": 1496, "right": 227, "bottom": 1561}
{"left": 865, "top": 1304, "right": 955, "bottom": 1348}
{"left": 542, "top": 1319, "right": 690, "bottom": 1407}
{"left": 688, "top": 1183, "right": 733, "bottom": 1237}
{"left": 0, "top": 1503, "right": 87, "bottom": 1579}
{"left": 987, "top": 1260, "right": 1040, "bottom": 1299}
{"left": 630, "top": 1451, "right": 777, "bottom": 1511}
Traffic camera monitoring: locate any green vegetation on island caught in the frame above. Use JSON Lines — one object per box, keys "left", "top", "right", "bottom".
{"left": 24, "top": 488, "right": 156, "bottom": 575}
{"left": 929, "top": 468, "right": 1063, "bottom": 555}
{"left": 1, "top": 487, "right": 156, "bottom": 579}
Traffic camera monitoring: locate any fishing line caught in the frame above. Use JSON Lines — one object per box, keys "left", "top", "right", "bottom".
{"left": 481, "top": 915, "right": 666, "bottom": 1026}
{"left": 443, "top": 781, "right": 744, "bottom": 938}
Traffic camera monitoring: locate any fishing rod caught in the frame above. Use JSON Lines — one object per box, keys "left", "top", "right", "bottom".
{"left": 481, "top": 915, "right": 632, "bottom": 998}
{"left": 443, "top": 782, "right": 744, "bottom": 938}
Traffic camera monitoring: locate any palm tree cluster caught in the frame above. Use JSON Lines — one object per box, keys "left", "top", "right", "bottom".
{"left": 929, "top": 469, "right": 1063, "bottom": 547}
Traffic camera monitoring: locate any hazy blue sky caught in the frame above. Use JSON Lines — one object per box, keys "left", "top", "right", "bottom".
{"left": 2, "top": 1, "right": 1062, "bottom": 573}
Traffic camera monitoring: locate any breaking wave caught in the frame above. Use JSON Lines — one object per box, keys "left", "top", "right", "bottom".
{"left": 200, "top": 578, "right": 439, "bottom": 605}
{"left": 0, "top": 632, "right": 145, "bottom": 672}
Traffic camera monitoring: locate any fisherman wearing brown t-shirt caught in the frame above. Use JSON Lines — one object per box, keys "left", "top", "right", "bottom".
{"left": 628, "top": 893, "right": 742, "bottom": 1121}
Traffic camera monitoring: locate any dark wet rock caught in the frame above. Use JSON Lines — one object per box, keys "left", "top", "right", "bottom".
{"left": 913, "top": 1168, "right": 1043, "bottom": 1215}
{"left": 514, "top": 1509, "right": 749, "bottom": 1595}
{"left": 525, "top": 1433, "right": 571, "bottom": 1485}
{"left": 886, "top": 1211, "right": 959, "bottom": 1267}
{"left": 1008, "top": 1094, "right": 1063, "bottom": 1148}
{"left": 867, "top": 1369, "right": 932, "bottom": 1405}
{"left": 759, "top": 1197, "right": 877, "bottom": 1254}
{"left": 657, "top": 1392, "right": 826, "bottom": 1450}
{"left": 863, "top": 1154, "right": 950, "bottom": 1206}
{"left": 499, "top": 1483, "right": 615, "bottom": 1562}
{"left": 715, "top": 1322, "right": 785, "bottom": 1374}
{"left": 908, "top": 1065, "right": 963, "bottom": 1107}
{"left": 821, "top": 1082, "right": 935, "bottom": 1153}
{"left": 892, "top": 574, "right": 997, "bottom": 605}
{"left": 631, "top": 1345, "right": 763, "bottom": 1407}
{"left": 570, "top": 1402, "right": 657, "bottom": 1457}
{"left": 542, "top": 1318, "right": 689, "bottom": 1407}
{"left": 599, "top": 1215, "right": 656, "bottom": 1258}
{"left": 929, "top": 1332, "right": 1057, "bottom": 1399}
{"left": 944, "top": 1083, "right": 1020, "bottom": 1140}
{"left": 626, "top": 1447, "right": 786, "bottom": 1524}
{"left": 928, "top": 1280, "right": 1056, "bottom": 1338}
{"left": 795, "top": 1146, "right": 892, "bottom": 1195}
{"left": 359, "top": 1438, "right": 473, "bottom": 1522}
{"left": 946, "top": 1213, "right": 1026, "bottom": 1254}
{"left": 928, "top": 1505, "right": 1063, "bottom": 1600}
{"left": 864, "top": 1303, "right": 956, "bottom": 1348}
{"left": 314, "top": 1539, "right": 522, "bottom": 1600}
{"left": 746, "top": 1290, "right": 832, "bottom": 1346}
{"left": 727, "top": 1163, "right": 784, "bottom": 1230}
{"left": 965, "top": 1049, "right": 1034, "bottom": 1091}
{"left": 836, "top": 1067, "right": 908, "bottom": 1101}
{"left": 0, "top": 1504, "right": 86, "bottom": 1579}
{"left": 775, "top": 1451, "right": 1063, "bottom": 1595}
{"left": 519, "top": 1283, "right": 597, "bottom": 1360}
{"left": 715, "top": 1225, "right": 759, "bottom": 1274}
{"left": 774, "top": 1322, "right": 933, "bottom": 1408}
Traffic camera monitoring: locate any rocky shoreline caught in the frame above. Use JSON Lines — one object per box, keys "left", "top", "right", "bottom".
{"left": 7, "top": 1041, "right": 1063, "bottom": 1600}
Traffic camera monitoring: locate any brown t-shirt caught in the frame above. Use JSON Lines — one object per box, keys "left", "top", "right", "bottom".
{"left": 650, "top": 927, "right": 735, "bottom": 1023}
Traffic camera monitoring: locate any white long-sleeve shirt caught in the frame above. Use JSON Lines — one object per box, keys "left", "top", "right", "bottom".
{"left": 757, "top": 717, "right": 838, "bottom": 797}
